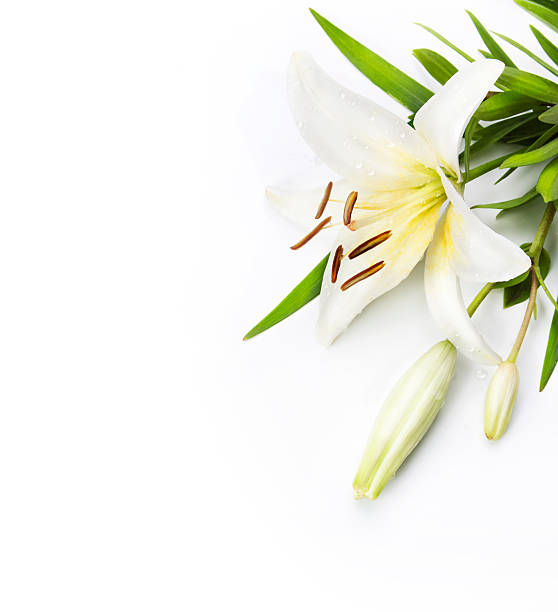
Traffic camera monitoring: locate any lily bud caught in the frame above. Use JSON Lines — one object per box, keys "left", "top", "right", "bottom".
{"left": 484, "top": 361, "right": 519, "bottom": 440}
{"left": 353, "top": 340, "right": 457, "bottom": 500}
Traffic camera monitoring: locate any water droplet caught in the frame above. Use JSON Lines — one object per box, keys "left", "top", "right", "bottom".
{"left": 296, "top": 121, "right": 304, "bottom": 129}
{"left": 399, "top": 132, "right": 406, "bottom": 139}
{"left": 356, "top": 162, "right": 364, "bottom": 169}
{"left": 340, "top": 92, "right": 346, "bottom": 99}
{"left": 475, "top": 368, "right": 487, "bottom": 380}
{"left": 368, "top": 169, "right": 376, "bottom": 176}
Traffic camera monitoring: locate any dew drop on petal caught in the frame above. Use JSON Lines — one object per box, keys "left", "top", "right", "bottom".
{"left": 475, "top": 368, "right": 487, "bottom": 380}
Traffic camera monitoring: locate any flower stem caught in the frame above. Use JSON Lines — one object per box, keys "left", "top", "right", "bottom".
{"left": 467, "top": 283, "right": 494, "bottom": 317}
{"left": 506, "top": 201, "right": 556, "bottom": 363}
{"left": 507, "top": 268, "right": 538, "bottom": 363}
{"left": 534, "top": 265, "right": 558, "bottom": 312}
{"left": 528, "top": 201, "right": 556, "bottom": 262}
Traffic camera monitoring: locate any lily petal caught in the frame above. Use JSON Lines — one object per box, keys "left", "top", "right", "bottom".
{"left": 287, "top": 52, "right": 436, "bottom": 189}
{"left": 414, "top": 59, "right": 504, "bottom": 180}
{"left": 424, "top": 208, "right": 502, "bottom": 365}
{"left": 440, "top": 173, "right": 531, "bottom": 283}
{"left": 318, "top": 204, "right": 440, "bottom": 344}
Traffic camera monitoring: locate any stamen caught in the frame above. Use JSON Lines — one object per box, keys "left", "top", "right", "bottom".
{"left": 290, "top": 216, "right": 332, "bottom": 250}
{"left": 315, "top": 181, "right": 333, "bottom": 219}
{"left": 343, "top": 191, "right": 358, "bottom": 227}
{"left": 331, "top": 245, "right": 343, "bottom": 283}
{"left": 341, "top": 261, "right": 385, "bottom": 291}
{"left": 348, "top": 231, "right": 392, "bottom": 259}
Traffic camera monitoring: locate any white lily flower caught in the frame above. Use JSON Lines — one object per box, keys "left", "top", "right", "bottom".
{"left": 353, "top": 340, "right": 457, "bottom": 500}
{"left": 484, "top": 361, "right": 520, "bottom": 440}
{"left": 268, "top": 53, "right": 530, "bottom": 363}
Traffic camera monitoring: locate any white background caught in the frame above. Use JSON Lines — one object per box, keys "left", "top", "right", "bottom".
{"left": 0, "top": 0, "right": 557, "bottom": 610}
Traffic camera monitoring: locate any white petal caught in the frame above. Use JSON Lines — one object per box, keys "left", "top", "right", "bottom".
{"left": 318, "top": 205, "right": 440, "bottom": 344}
{"left": 414, "top": 59, "right": 504, "bottom": 180}
{"left": 440, "top": 173, "right": 531, "bottom": 283}
{"left": 287, "top": 52, "right": 436, "bottom": 189}
{"left": 425, "top": 208, "right": 501, "bottom": 365}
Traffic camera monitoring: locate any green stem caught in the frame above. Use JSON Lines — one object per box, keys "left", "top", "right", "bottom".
{"left": 464, "top": 154, "right": 512, "bottom": 183}
{"left": 467, "top": 283, "right": 494, "bottom": 317}
{"left": 528, "top": 202, "right": 556, "bottom": 262}
{"left": 534, "top": 265, "right": 558, "bottom": 312}
{"left": 508, "top": 269, "right": 538, "bottom": 363}
{"left": 506, "top": 201, "right": 556, "bottom": 362}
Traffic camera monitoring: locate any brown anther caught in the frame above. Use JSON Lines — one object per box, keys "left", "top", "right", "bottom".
{"left": 348, "top": 231, "right": 392, "bottom": 260}
{"left": 343, "top": 191, "right": 358, "bottom": 227}
{"left": 331, "top": 245, "right": 343, "bottom": 283}
{"left": 340, "top": 261, "right": 385, "bottom": 291}
{"left": 290, "top": 216, "right": 332, "bottom": 250}
{"left": 315, "top": 181, "right": 333, "bottom": 219}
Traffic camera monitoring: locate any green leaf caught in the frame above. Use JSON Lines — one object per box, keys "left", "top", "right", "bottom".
{"left": 476, "top": 91, "right": 542, "bottom": 121}
{"left": 493, "top": 31, "right": 558, "bottom": 77}
{"left": 467, "top": 11, "right": 517, "bottom": 67}
{"left": 243, "top": 255, "right": 328, "bottom": 341}
{"left": 310, "top": 9, "right": 433, "bottom": 113}
{"left": 531, "top": 25, "right": 558, "bottom": 66}
{"left": 537, "top": 156, "right": 558, "bottom": 201}
{"left": 515, "top": 0, "right": 558, "bottom": 32}
{"left": 463, "top": 113, "right": 478, "bottom": 181}
{"left": 415, "top": 23, "right": 474, "bottom": 61}
{"left": 539, "top": 104, "right": 558, "bottom": 124}
{"left": 540, "top": 294, "right": 558, "bottom": 390}
{"left": 469, "top": 112, "right": 538, "bottom": 157}
{"left": 466, "top": 153, "right": 515, "bottom": 182}
{"left": 502, "top": 115, "right": 548, "bottom": 141}
{"left": 495, "top": 124, "right": 558, "bottom": 183}
{"left": 412, "top": 48, "right": 458, "bottom": 84}
{"left": 496, "top": 196, "right": 540, "bottom": 218}
{"left": 473, "top": 187, "right": 539, "bottom": 209}
{"left": 503, "top": 244, "right": 551, "bottom": 307}
{"left": 501, "top": 137, "right": 558, "bottom": 167}
{"left": 497, "top": 67, "right": 558, "bottom": 104}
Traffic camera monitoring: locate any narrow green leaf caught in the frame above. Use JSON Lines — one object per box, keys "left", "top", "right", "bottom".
{"left": 412, "top": 48, "right": 458, "bottom": 84}
{"left": 497, "top": 67, "right": 558, "bottom": 104}
{"left": 479, "top": 49, "right": 495, "bottom": 59}
{"left": 502, "top": 115, "right": 548, "bottom": 142}
{"left": 537, "top": 156, "right": 558, "bottom": 201}
{"left": 515, "top": 0, "right": 558, "bottom": 32}
{"left": 473, "top": 187, "right": 539, "bottom": 209}
{"left": 496, "top": 196, "right": 540, "bottom": 217}
{"left": 469, "top": 112, "right": 537, "bottom": 157}
{"left": 243, "top": 255, "right": 328, "bottom": 341}
{"left": 463, "top": 113, "right": 477, "bottom": 181}
{"left": 466, "top": 154, "right": 515, "bottom": 182}
{"left": 540, "top": 294, "right": 558, "bottom": 390}
{"left": 310, "top": 9, "right": 433, "bottom": 113}
{"left": 493, "top": 31, "right": 558, "bottom": 77}
{"left": 415, "top": 23, "right": 474, "bottom": 61}
{"left": 503, "top": 244, "right": 551, "bottom": 307}
{"left": 477, "top": 91, "right": 542, "bottom": 121}
{"left": 501, "top": 137, "right": 558, "bottom": 167}
{"left": 531, "top": 25, "right": 558, "bottom": 66}
{"left": 495, "top": 124, "right": 558, "bottom": 183}
{"left": 467, "top": 11, "right": 517, "bottom": 67}
{"left": 539, "top": 104, "right": 558, "bottom": 124}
